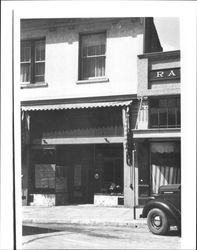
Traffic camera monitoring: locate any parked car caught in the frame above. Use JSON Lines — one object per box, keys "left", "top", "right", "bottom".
{"left": 140, "top": 184, "right": 181, "bottom": 235}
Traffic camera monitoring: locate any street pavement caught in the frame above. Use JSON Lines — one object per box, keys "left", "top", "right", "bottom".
{"left": 22, "top": 223, "right": 181, "bottom": 249}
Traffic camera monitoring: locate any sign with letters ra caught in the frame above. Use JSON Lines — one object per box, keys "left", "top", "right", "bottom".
{"left": 149, "top": 68, "right": 180, "bottom": 81}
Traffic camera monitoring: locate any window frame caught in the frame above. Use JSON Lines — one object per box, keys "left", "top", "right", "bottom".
{"left": 30, "top": 148, "right": 56, "bottom": 194}
{"left": 78, "top": 31, "right": 107, "bottom": 81}
{"left": 149, "top": 97, "right": 181, "bottom": 129}
{"left": 20, "top": 38, "right": 46, "bottom": 85}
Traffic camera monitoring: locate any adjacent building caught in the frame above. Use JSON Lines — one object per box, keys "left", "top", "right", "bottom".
{"left": 20, "top": 18, "right": 180, "bottom": 218}
{"left": 134, "top": 50, "right": 181, "bottom": 216}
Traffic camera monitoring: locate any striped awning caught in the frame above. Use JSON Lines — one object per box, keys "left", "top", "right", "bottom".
{"left": 21, "top": 100, "right": 133, "bottom": 111}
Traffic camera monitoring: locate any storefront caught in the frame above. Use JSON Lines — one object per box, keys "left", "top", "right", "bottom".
{"left": 21, "top": 100, "right": 132, "bottom": 206}
{"left": 137, "top": 140, "right": 181, "bottom": 206}
{"left": 27, "top": 144, "right": 123, "bottom": 206}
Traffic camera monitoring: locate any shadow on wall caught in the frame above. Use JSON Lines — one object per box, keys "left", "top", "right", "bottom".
{"left": 21, "top": 18, "right": 144, "bottom": 45}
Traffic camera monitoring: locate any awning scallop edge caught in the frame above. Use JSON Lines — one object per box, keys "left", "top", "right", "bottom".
{"left": 21, "top": 100, "right": 133, "bottom": 111}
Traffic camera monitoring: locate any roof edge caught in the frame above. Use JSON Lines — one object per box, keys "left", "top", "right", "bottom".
{"left": 138, "top": 50, "right": 180, "bottom": 59}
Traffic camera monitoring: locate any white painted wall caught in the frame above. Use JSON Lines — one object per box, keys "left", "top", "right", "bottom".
{"left": 20, "top": 19, "right": 144, "bottom": 101}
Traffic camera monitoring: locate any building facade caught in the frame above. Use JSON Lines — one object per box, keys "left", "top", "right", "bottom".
{"left": 20, "top": 18, "right": 180, "bottom": 218}
{"left": 133, "top": 50, "right": 181, "bottom": 216}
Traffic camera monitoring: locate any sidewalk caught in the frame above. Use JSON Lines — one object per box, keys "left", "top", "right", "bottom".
{"left": 22, "top": 205, "right": 147, "bottom": 228}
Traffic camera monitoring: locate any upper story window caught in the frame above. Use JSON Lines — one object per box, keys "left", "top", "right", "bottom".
{"left": 79, "top": 32, "right": 106, "bottom": 80}
{"left": 150, "top": 97, "right": 180, "bottom": 128}
{"left": 20, "top": 39, "right": 45, "bottom": 84}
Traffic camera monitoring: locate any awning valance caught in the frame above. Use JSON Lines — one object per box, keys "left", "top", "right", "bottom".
{"left": 21, "top": 100, "right": 132, "bottom": 111}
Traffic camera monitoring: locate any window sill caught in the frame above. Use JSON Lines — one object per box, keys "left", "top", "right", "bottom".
{"left": 76, "top": 77, "right": 109, "bottom": 85}
{"left": 20, "top": 82, "right": 48, "bottom": 89}
{"left": 94, "top": 193, "right": 123, "bottom": 196}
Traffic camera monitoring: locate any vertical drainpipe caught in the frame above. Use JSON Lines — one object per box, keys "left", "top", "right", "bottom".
{"left": 25, "top": 111, "right": 31, "bottom": 205}
{"left": 126, "top": 103, "right": 136, "bottom": 219}
{"left": 123, "top": 103, "right": 136, "bottom": 215}
{"left": 122, "top": 105, "right": 130, "bottom": 207}
{"left": 132, "top": 145, "right": 136, "bottom": 219}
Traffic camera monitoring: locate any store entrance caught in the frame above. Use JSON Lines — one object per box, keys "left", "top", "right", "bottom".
{"left": 56, "top": 145, "right": 93, "bottom": 205}
{"left": 30, "top": 144, "right": 123, "bottom": 206}
{"left": 56, "top": 144, "right": 123, "bottom": 205}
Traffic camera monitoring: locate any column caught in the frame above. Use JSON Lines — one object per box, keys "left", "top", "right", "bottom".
{"left": 21, "top": 111, "right": 31, "bottom": 205}
{"left": 122, "top": 106, "right": 135, "bottom": 209}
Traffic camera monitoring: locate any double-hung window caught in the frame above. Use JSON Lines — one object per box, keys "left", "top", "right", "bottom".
{"left": 20, "top": 39, "right": 45, "bottom": 84}
{"left": 79, "top": 32, "right": 106, "bottom": 80}
{"left": 150, "top": 97, "right": 181, "bottom": 128}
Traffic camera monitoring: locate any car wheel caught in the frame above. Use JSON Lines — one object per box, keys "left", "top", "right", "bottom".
{"left": 147, "top": 208, "right": 169, "bottom": 235}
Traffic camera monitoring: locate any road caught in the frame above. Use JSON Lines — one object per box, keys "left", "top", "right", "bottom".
{"left": 23, "top": 223, "right": 181, "bottom": 249}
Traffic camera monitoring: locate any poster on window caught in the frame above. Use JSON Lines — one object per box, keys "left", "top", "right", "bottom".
{"left": 35, "top": 164, "right": 55, "bottom": 189}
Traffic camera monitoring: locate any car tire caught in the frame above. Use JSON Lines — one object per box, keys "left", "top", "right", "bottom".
{"left": 147, "top": 208, "right": 169, "bottom": 235}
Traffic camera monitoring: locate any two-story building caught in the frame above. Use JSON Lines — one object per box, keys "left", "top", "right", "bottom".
{"left": 133, "top": 50, "right": 181, "bottom": 217}
{"left": 21, "top": 18, "right": 170, "bottom": 215}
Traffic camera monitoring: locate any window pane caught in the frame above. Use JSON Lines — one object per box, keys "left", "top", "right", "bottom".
{"left": 34, "top": 75, "right": 44, "bottom": 82}
{"left": 95, "top": 56, "right": 105, "bottom": 77}
{"left": 35, "top": 62, "right": 45, "bottom": 76}
{"left": 82, "top": 58, "right": 94, "bottom": 79}
{"left": 103, "top": 161, "right": 114, "bottom": 183}
{"left": 21, "top": 41, "right": 31, "bottom": 62}
{"left": 177, "top": 109, "right": 181, "bottom": 127}
{"left": 35, "top": 62, "right": 45, "bottom": 82}
{"left": 150, "top": 99, "right": 159, "bottom": 108}
{"left": 35, "top": 164, "right": 55, "bottom": 189}
{"left": 159, "top": 98, "right": 167, "bottom": 108}
{"left": 35, "top": 40, "right": 45, "bottom": 61}
{"left": 159, "top": 108, "right": 167, "bottom": 127}
{"left": 150, "top": 108, "right": 158, "bottom": 128}
{"left": 167, "top": 98, "right": 176, "bottom": 107}
{"left": 168, "top": 108, "right": 176, "bottom": 127}
{"left": 20, "top": 63, "right": 31, "bottom": 82}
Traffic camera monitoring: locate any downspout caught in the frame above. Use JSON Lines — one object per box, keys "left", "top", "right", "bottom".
{"left": 131, "top": 145, "right": 136, "bottom": 219}
{"left": 125, "top": 104, "right": 136, "bottom": 219}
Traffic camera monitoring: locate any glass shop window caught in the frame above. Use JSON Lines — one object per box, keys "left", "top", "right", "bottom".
{"left": 31, "top": 149, "right": 56, "bottom": 191}
{"left": 102, "top": 159, "right": 123, "bottom": 194}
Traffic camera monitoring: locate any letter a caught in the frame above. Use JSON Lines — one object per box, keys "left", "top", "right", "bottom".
{"left": 168, "top": 70, "right": 176, "bottom": 77}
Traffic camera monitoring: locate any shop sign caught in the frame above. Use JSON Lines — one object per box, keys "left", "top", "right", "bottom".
{"left": 149, "top": 67, "right": 180, "bottom": 81}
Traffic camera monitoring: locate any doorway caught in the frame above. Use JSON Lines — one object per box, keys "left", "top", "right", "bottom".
{"left": 56, "top": 145, "right": 93, "bottom": 205}
{"left": 56, "top": 144, "right": 123, "bottom": 205}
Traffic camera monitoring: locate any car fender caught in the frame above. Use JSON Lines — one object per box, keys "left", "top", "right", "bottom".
{"left": 141, "top": 199, "right": 181, "bottom": 227}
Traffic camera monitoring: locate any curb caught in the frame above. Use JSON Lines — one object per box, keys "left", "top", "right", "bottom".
{"left": 23, "top": 219, "right": 147, "bottom": 228}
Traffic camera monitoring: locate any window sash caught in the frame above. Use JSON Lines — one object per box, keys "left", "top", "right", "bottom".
{"left": 80, "top": 33, "right": 106, "bottom": 80}
{"left": 150, "top": 98, "right": 180, "bottom": 128}
{"left": 21, "top": 39, "right": 45, "bottom": 84}
{"left": 150, "top": 107, "right": 180, "bottom": 128}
